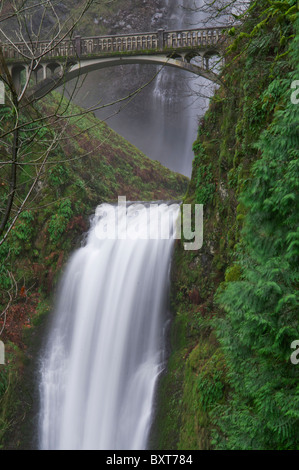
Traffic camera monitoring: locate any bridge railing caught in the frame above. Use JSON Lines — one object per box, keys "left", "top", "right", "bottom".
{"left": 81, "top": 33, "right": 158, "bottom": 54}
{"left": 1, "top": 39, "right": 75, "bottom": 59}
{"left": 164, "top": 28, "right": 223, "bottom": 48}
{"left": 1, "top": 27, "right": 224, "bottom": 60}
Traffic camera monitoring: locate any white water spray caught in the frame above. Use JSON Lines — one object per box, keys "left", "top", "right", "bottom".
{"left": 38, "top": 202, "right": 179, "bottom": 450}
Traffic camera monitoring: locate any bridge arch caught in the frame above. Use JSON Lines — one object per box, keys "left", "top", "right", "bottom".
{"left": 202, "top": 50, "right": 223, "bottom": 72}
{"left": 184, "top": 49, "right": 222, "bottom": 68}
{"left": 27, "top": 54, "right": 221, "bottom": 101}
{"left": 46, "top": 62, "right": 63, "bottom": 77}
{"left": 33, "top": 64, "right": 44, "bottom": 83}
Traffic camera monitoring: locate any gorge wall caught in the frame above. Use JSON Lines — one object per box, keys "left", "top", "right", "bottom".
{"left": 151, "top": 1, "right": 299, "bottom": 450}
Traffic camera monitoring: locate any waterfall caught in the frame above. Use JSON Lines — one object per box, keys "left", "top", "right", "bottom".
{"left": 38, "top": 201, "right": 180, "bottom": 450}
{"left": 152, "top": 0, "right": 217, "bottom": 177}
{"left": 66, "top": 0, "right": 215, "bottom": 178}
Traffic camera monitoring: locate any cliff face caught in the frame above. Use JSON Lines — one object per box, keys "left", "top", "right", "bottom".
{"left": 0, "top": 1, "right": 167, "bottom": 39}
{"left": 153, "top": 1, "right": 299, "bottom": 450}
{"left": 67, "top": 0, "right": 167, "bottom": 36}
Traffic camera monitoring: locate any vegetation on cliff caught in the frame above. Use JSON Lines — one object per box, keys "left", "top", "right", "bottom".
{"left": 154, "top": 0, "right": 299, "bottom": 451}
{"left": 0, "top": 93, "right": 187, "bottom": 448}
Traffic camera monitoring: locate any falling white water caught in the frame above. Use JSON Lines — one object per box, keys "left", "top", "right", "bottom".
{"left": 38, "top": 202, "right": 180, "bottom": 450}
{"left": 151, "top": 0, "right": 217, "bottom": 177}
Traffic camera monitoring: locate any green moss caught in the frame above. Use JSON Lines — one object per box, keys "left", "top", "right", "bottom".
{"left": 224, "top": 265, "right": 241, "bottom": 283}
{"left": 0, "top": 343, "right": 25, "bottom": 448}
{"left": 178, "top": 341, "right": 226, "bottom": 450}
{"left": 149, "top": 311, "right": 191, "bottom": 450}
{"left": 155, "top": 0, "right": 298, "bottom": 452}
{"left": 31, "top": 298, "right": 51, "bottom": 328}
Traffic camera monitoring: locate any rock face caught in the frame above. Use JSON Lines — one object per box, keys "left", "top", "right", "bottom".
{"left": 70, "top": 0, "right": 169, "bottom": 36}
{"left": 151, "top": 3, "right": 298, "bottom": 452}
{"left": 0, "top": 1, "right": 168, "bottom": 40}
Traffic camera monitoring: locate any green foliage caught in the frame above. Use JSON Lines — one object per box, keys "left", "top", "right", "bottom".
{"left": 0, "top": 211, "right": 35, "bottom": 294}
{"left": 162, "top": 0, "right": 299, "bottom": 452}
{"left": 224, "top": 264, "right": 241, "bottom": 283}
{"left": 226, "top": 0, "right": 297, "bottom": 57}
{"left": 197, "top": 370, "right": 224, "bottom": 413}
{"left": 176, "top": 340, "right": 227, "bottom": 450}
{"left": 0, "top": 247, "right": 12, "bottom": 291}
{"left": 0, "top": 344, "right": 23, "bottom": 448}
{"left": 48, "top": 164, "right": 70, "bottom": 187}
{"left": 195, "top": 162, "right": 216, "bottom": 205}
{"left": 215, "top": 14, "right": 299, "bottom": 450}
{"left": 0, "top": 369, "right": 8, "bottom": 398}
{"left": 48, "top": 198, "right": 73, "bottom": 243}
{"left": 13, "top": 211, "right": 35, "bottom": 242}
{"left": 192, "top": 141, "right": 216, "bottom": 205}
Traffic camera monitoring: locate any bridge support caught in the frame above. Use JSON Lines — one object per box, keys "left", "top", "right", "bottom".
{"left": 46, "top": 63, "right": 63, "bottom": 78}
{"left": 8, "top": 64, "right": 30, "bottom": 93}
{"left": 75, "top": 36, "right": 81, "bottom": 56}
{"left": 157, "top": 29, "right": 165, "bottom": 50}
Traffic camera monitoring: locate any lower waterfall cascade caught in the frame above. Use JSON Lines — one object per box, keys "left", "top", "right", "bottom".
{"left": 38, "top": 201, "right": 180, "bottom": 450}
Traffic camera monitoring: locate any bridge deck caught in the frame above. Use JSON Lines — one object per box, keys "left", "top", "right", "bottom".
{"left": 1, "top": 27, "right": 225, "bottom": 62}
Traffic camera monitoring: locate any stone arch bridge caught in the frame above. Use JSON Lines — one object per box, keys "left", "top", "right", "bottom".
{"left": 1, "top": 27, "right": 226, "bottom": 100}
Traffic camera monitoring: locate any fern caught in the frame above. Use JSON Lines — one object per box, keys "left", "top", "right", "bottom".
{"left": 214, "top": 8, "right": 299, "bottom": 450}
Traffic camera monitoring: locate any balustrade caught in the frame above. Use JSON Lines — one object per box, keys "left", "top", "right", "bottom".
{"left": 1, "top": 27, "right": 223, "bottom": 61}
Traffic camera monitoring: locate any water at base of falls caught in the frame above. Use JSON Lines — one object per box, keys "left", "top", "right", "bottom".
{"left": 38, "top": 201, "right": 180, "bottom": 450}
